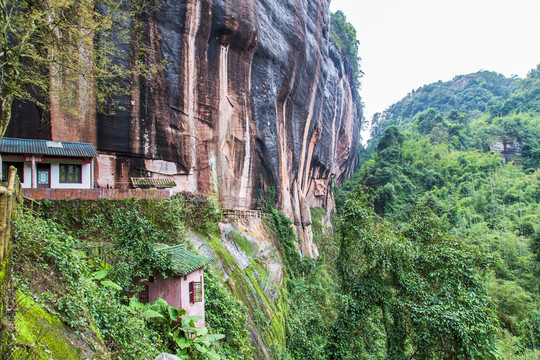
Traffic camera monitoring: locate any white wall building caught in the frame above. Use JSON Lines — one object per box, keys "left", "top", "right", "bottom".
{"left": 0, "top": 138, "right": 98, "bottom": 189}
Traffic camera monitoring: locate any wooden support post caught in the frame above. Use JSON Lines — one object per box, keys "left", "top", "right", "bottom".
{"left": 3, "top": 191, "right": 12, "bottom": 259}
{"left": 3, "top": 167, "right": 17, "bottom": 259}
{"left": 31, "top": 156, "right": 36, "bottom": 188}
{"left": 0, "top": 190, "right": 5, "bottom": 265}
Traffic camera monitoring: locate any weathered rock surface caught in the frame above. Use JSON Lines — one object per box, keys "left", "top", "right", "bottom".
{"left": 491, "top": 139, "right": 522, "bottom": 163}
{"left": 189, "top": 219, "right": 285, "bottom": 359}
{"left": 7, "top": 0, "right": 363, "bottom": 255}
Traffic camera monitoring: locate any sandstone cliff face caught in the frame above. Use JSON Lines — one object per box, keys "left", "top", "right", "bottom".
{"left": 190, "top": 219, "right": 286, "bottom": 359}
{"left": 7, "top": 0, "right": 362, "bottom": 255}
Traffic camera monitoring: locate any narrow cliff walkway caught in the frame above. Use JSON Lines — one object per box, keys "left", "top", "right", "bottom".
{"left": 221, "top": 208, "right": 267, "bottom": 220}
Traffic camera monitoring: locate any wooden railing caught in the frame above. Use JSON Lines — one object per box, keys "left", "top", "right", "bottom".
{"left": 221, "top": 208, "right": 267, "bottom": 220}
{"left": 176, "top": 193, "right": 267, "bottom": 221}
{"left": 0, "top": 166, "right": 23, "bottom": 265}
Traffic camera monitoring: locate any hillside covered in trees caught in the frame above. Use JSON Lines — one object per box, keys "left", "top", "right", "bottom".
{"left": 1, "top": 0, "right": 539, "bottom": 356}
{"left": 369, "top": 70, "right": 519, "bottom": 142}
{"left": 338, "top": 64, "right": 540, "bottom": 358}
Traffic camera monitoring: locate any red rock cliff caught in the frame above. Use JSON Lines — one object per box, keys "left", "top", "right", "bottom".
{"left": 7, "top": 0, "right": 363, "bottom": 255}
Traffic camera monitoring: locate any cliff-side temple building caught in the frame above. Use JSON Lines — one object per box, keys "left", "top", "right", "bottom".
{"left": 0, "top": 137, "right": 98, "bottom": 190}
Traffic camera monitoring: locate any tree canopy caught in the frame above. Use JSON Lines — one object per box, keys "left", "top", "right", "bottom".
{"left": 331, "top": 190, "right": 499, "bottom": 359}
{"left": 0, "top": 0, "right": 155, "bottom": 137}
{"left": 337, "top": 64, "right": 540, "bottom": 358}
{"left": 368, "top": 71, "right": 518, "bottom": 149}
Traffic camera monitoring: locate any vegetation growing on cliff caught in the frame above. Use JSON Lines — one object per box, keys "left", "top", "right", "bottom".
{"left": 1, "top": 198, "right": 251, "bottom": 359}
{"left": 260, "top": 193, "right": 339, "bottom": 359}
{"left": 0, "top": 0, "right": 161, "bottom": 138}
{"left": 330, "top": 10, "right": 363, "bottom": 88}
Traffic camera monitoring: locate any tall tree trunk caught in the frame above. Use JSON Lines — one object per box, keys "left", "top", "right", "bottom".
{"left": 0, "top": 93, "right": 14, "bottom": 139}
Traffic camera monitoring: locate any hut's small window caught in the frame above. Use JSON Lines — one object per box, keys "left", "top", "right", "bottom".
{"left": 189, "top": 281, "right": 203, "bottom": 303}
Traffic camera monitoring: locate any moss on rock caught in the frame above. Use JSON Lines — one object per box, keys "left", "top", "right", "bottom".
{"left": 12, "top": 293, "right": 89, "bottom": 359}
{"left": 199, "top": 225, "right": 287, "bottom": 358}
{"left": 0, "top": 252, "right": 9, "bottom": 321}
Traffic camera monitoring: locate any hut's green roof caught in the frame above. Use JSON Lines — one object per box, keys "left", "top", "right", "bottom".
{"left": 0, "top": 137, "right": 99, "bottom": 157}
{"left": 155, "top": 245, "right": 213, "bottom": 275}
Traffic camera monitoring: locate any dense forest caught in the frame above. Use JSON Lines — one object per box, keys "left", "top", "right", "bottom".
{"left": 336, "top": 64, "right": 540, "bottom": 358}
{"left": 369, "top": 71, "right": 518, "bottom": 143}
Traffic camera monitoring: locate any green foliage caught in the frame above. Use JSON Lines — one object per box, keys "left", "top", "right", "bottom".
{"left": 42, "top": 200, "right": 175, "bottom": 292}
{"left": 0, "top": 248, "right": 9, "bottom": 332}
{"left": 330, "top": 10, "right": 363, "bottom": 88}
{"left": 204, "top": 268, "right": 254, "bottom": 359}
{"left": 369, "top": 71, "right": 517, "bottom": 144}
{"left": 364, "top": 65, "right": 540, "bottom": 173}
{"left": 282, "top": 209, "right": 342, "bottom": 359}
{"left": 173, "top": 193, "right": 221, "bottom": 235}
{"left": 6, "top": 200, "right": 233, "bottom": 359}
{"left": 107, "top": 210, "right": 171, "bottom": 291}
{"left": 333, "top": 190, "right": 499, "bottom": 359}
{"left": 128, "top": 296, "right": 225, "bottom": 360}
{"left": 501, "top": 64, "right": 540, "bottom": 115}
{"left": 173, "top": 315, "right": 224, "bottom": 360}
{"left": 261, "top": 193, "right": 342, "bottom": 359}
{"left": 467, "top": 114, "right": 540, "bottom": 171}
{"left": 285, "top": 277, "right": 337, "bottom": 360}
{"left": 9, "top": 211, "right": 166, "bottom": 359}
{"left": 261, "top": 187, "right": 313, "bottom": 278}
{"left": 338, "top": 66, "right": 540, "bottom": 356}
{"left": 40, "top": 197, "right": 187, "bottom": 244}
{"left": 267, "top": 208, "right": 312, "bottom": 279}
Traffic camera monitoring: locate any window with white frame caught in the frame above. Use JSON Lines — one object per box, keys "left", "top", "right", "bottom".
{"left": 59, "top": 164, "right": 82, "bottom": 183}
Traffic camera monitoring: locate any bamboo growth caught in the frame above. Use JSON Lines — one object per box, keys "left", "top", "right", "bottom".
{"left": 0, "top": 166, "right": 22, "bottom": 264}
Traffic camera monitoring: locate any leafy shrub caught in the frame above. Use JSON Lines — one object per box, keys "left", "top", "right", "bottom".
{"left": 10, "top": 211, "right": 166, "bottom": 359}
{"left": 173, "top": 193, "right": 221, "bottom": 235}
{"left": 204, "top": 268, "right": 254, "bottom": 359}
{"left": 41, "top": 198, "right": 187, "bottom": 244}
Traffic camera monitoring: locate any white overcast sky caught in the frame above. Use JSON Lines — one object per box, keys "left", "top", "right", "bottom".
{"left": 329, "top": 0, "right": 540, "bottom": 138}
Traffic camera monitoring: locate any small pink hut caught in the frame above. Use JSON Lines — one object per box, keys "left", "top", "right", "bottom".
{"left": 138, "top": 245, "right": 213, "bottom": 327}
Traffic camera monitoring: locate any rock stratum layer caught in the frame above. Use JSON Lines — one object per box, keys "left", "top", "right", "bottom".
{"left": 8, "top": 0, "right": 362, "bottom": 255}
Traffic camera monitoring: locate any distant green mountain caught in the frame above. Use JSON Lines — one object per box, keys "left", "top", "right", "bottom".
{"left": 358, "top": 66, "right": 540, "bottom": 171}
{"left": 370, "top": 70, "right": 518, "bottom": 142}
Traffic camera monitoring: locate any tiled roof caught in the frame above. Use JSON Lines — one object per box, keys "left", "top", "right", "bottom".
{"left": 0, "top": 137, "right": 99, "bottom": 158}
{"left": 156, "top": 245, "right": 213, "bottom": 275}
{"left": 131, "top": 177, "right": 177, "bottom": 188}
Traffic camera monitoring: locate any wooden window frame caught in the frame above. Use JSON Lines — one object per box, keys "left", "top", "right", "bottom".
{"left": 138, "top": 284, "right": 149, "bottom": 304}
{"left": 189, "top": 281, "right": 203, "bottom": 303}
